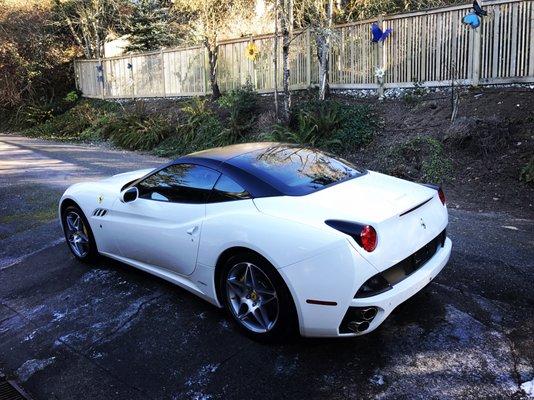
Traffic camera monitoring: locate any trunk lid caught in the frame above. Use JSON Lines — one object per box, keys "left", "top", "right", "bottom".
{"left": 254, "top": 171, "right": 448, "bottom": 271}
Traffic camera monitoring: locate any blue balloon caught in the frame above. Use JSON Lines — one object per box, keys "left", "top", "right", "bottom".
{"left": 462, "top": 12, "right": 481, "bottom": 28}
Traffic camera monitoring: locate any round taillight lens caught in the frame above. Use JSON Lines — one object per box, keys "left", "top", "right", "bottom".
{"left": 360, "top": 225, "right": 377, "bottom": 252}
{"left": 438, "top": 187, "right": 446, "bottom": 205}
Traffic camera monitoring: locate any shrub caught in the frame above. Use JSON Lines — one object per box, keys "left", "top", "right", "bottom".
{"left": 269, "top": 100, "right": 377, "bottom": 152}
{"left": 387, "top": 135, "right": 452, "bottom": 182}
{"left": 17, "top": 104, "right": 55, "bottom": 126}
{"left": 154, "top": 98, "right": 223, "bottom": 157}
{"left": 218, "top": 83, "right": 258, "bottom": 143}
{"left": 110, "top": 114, "right": 174, "bottom": 151}
{"left": 64, "top": 90, "right": 80, "bottom": 103}
{"left": 0, "top": 2, "right": 74, "bottom": 111}
{"left": 21, "top": 99, "right": 119, "bottom": 140}
{"left": 403, "top": 82, "right": 429, "bottom": 105}
{"left": 333, "top": 103, "right": 377, "bottom": 150}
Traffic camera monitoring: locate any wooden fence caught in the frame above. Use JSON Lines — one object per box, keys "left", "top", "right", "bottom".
{"left": 74, "top": 0, "right": 534, "bottom": 99}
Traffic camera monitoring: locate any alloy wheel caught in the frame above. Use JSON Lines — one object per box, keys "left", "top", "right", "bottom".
{"left": 65, "top": 211, "right": 90, "bottom": 258}
{"left": 226, "top": 262, "right": 279, "bottom": 333}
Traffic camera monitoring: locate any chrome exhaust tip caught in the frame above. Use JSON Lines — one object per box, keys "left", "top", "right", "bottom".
{"left": 339, "top": 306, "right": 379, "bottom": 334}
{"left": 347, "top": 320, "right": 370, "bottom": 333}
{"left": 361, "top": 307, "right": 378, "bottom": 321}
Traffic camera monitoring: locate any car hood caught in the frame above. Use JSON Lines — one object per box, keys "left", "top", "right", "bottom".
{"left": 99, "top": 168, "right": 155, "bottom": 189}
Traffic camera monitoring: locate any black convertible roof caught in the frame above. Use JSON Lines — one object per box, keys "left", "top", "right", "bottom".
{"left": 170, "top": 143, "right": 363, "bottom": 198}
{"left": 175, "top": 142, "right": 277, "bottom": 163}
{"left": 172, "top": 143, "right": 285, "bottom": 198}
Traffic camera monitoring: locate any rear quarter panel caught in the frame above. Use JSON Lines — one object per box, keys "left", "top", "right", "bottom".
{"left": 199, "top": 199, "right": 346, "bottom": 269}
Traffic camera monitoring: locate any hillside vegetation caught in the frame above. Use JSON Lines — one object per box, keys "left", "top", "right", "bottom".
{"left": 15, "top": 85, "right": 534, "bottom": 217}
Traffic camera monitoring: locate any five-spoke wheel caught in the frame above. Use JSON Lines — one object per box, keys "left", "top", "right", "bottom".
{"left": 221, "top": 252, "right": 297, "bottom": 341}
{"left": 61, "top": 204, "right": 98, "bottom": 262}
{"left": 65, "top": 211, "right": 90, "bottom": 258}
{"left": 226, "top": 262, "right": 279, "bottom": 333}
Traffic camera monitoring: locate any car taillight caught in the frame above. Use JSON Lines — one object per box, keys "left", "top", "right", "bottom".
{"left": 360, "top": 225, "right": 377, "bottom": 252}
{"left": 325, "top": 220, "right": 378, "bottom": 252}
{"left": 438, "top": 187, "right": 446, "bottom": 205}
{"left": 422, "top": 183, "right": 446, "bottom": 206}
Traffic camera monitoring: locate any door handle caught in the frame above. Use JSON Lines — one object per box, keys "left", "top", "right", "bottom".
{"left": 187, "top": 226, "right": 199, "bottom": 235}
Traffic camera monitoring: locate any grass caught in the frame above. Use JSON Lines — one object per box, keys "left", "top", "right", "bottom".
{"left": 0, "top": 183, "right": 60, "bottom": 239}
{"left": 0, "top": 208, "right": 57, "bottom": 240}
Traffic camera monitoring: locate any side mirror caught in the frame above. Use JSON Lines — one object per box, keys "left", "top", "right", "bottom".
{"left": 121, "top": 187, "right": 138, "bottom": 203}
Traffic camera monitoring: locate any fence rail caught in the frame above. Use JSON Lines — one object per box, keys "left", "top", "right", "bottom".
{"left": 74, "top": 0, "right": 534, "bottom": 99}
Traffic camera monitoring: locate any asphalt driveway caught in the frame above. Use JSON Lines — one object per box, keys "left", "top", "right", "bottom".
{"left": 1, "top": 134, "right": 533, "bottom": 400}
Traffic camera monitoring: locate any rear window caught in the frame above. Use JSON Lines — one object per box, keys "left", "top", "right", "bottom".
{"left": 228, "top": 146, "right": 363, "bottom": 195}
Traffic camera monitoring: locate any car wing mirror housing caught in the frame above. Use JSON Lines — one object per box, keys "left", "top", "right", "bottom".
{"left": 121, "top": 187, "right": 139, "bottom": 203}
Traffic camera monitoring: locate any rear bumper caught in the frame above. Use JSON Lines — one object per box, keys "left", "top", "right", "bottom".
{"left": 280, "top": 237, "right": 452, "bottom": 338}
{"left": 344, "top": 237, "right": 452, "bottom": 336}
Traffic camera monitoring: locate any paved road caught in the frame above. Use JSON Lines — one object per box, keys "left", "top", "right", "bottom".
{"left": 1, "top": 134, "right": 533, "bottom": 400}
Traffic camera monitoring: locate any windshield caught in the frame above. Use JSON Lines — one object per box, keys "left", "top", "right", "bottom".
{"left": 227, "top": 145, "right": 363, "bottom": 195}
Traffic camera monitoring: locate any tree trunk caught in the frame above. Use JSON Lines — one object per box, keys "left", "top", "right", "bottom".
{"left": 279, "top": 0, "right": 291, "bottom": 123}
{"left": 80, "top": 15, "right": 95, "bottom": 58}
{"left": 205, "top": 41, "right": 221, "bottom": 99}
{"left": 273, "top": 5, "right": 279, "bottom": 122}
{"left": 316, "top": 34, "right": 329, "bottom": 101}
{"left": 317, "top": 0, "right": 333, "bottom": 101}
{"left": 62, "top": 11, "right": 90, "bottom": 58}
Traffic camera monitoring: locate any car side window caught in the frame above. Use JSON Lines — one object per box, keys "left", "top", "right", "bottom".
{"left": 208, "top": 174, "right": 250, "bottom": 203}
{"left": 137, "top": 164, "right": 220, "bottom": 204}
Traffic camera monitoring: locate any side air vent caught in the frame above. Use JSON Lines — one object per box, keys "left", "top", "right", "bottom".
{"left": 92, "top": 208, "right": 108, "bottom": 217}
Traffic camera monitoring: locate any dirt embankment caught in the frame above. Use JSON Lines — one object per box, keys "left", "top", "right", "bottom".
{"left": 349, "top": 87, "right": 534, "bottom": 218}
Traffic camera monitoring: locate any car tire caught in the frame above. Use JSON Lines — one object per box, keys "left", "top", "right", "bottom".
{"left": 61, "top": 204, "right": 99, "bottom": 263}
{"left": 220, "top": 251, "right": 298, "bottom": 342}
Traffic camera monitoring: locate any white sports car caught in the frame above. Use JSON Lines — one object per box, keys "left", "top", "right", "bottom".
{"left": 59, "top": 143, "right": 451, "bottom": 340}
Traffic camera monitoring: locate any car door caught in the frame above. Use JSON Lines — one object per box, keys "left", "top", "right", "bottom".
{"left": 197, "top": 174, "right": 257, "bottom": 267}
{"left": 109, "top": 163, "right": 220, "bottom": 276}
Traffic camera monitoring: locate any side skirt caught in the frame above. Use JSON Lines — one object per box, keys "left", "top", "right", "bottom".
{"left": 100, "top": 252, "right": 221, "bottom": 307}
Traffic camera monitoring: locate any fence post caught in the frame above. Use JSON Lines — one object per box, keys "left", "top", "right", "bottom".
{"left": 160, "top": 49, "right": 167, "bottom": 97}
{"left": 98, "top": 58, "right": 105, "bottom": 99}
{"left": 202, "top": 47, "right": 208, "bottom": 95}
{"left": 306, "top": 28, "right": 312, "bottom": 87}
{"left": 129, "top": 56, "right": 135, "bottom": 99}
{"left": 377, "top": 15, "right": 385, "bottom": 98}
{"left": 471, "top": 1, "right": 482, "bottom": 86}
{"left": 74, "top": 61, "right": 79, "bottom": 91}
